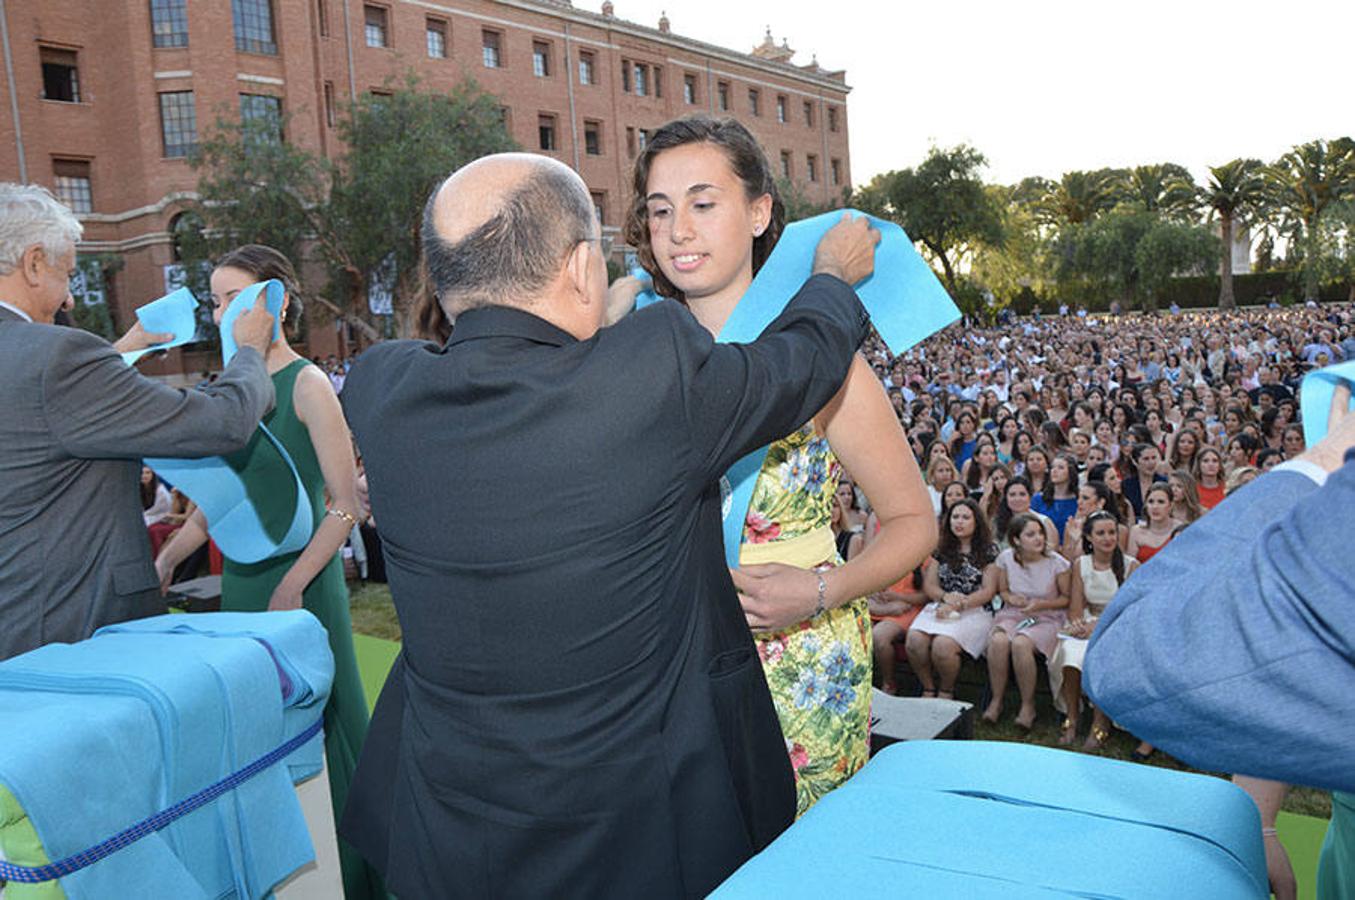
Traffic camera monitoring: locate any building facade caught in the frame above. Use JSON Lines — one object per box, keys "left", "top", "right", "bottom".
{"left": 0, "top": 0, "right": 851, "bottom": 362}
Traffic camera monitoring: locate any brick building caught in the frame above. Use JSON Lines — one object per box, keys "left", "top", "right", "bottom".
{"left": 0, "top": 0, "right": 851, "bottom": 363}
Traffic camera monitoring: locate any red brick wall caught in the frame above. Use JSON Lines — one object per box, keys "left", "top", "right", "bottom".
{"left": 0, "top": 0, "right": 851, "bottom": 369}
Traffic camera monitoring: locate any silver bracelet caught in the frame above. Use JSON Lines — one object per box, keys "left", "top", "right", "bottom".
{"left": 814, "top": 573, "right": 828, "bottom": 617}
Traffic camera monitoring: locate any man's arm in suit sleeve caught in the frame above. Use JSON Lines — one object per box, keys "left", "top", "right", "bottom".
{"left": 44, "top": 329, "right": 275, "bottom": 460}
{"left": 678, "top": 273, "right": 869, "bottom": 482}
{"left": 1084, "top": 462, "right": 1355, "bottom": 792}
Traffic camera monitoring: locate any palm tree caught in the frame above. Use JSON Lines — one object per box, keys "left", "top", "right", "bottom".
{"left": 1036, "top": 169, "right": 1124, "bottom": 226}
{"left": 1263, "top": 138, "right": 1355, "bottom": 301}
{"left": 1202, "top": 159, "right": 1266, "bottom": 309}
{"left": 1125, "top": 163, "right": 1200, "bottom": 221}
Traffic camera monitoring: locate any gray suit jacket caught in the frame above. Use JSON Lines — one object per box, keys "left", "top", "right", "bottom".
{"left": 0, "top": 306, "right": 274, "bottom": 660}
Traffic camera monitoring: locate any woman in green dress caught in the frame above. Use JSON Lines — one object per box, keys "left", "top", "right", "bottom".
{"left": 622, "top": 117, "right": 937, "bottom": 815}
{"left": 154, "top": 245, "right": 382, "bottom": 900}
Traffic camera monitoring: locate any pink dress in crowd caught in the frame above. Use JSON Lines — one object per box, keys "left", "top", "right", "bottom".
{"left": 991, "top": 548, "right": 1069, "bottom": 657}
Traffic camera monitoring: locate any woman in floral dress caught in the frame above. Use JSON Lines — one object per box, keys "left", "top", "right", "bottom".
{"left": 623, "top": 115, "right": 936, "bottom": 815}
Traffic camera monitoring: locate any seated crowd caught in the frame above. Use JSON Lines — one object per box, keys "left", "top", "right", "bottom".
{"left": 839, "top": 300, "right": 1355, "bottom": 753}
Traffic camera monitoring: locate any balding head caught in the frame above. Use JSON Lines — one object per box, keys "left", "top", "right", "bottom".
{"left": 422, "top": 153, "right": 597, "bottom": 318}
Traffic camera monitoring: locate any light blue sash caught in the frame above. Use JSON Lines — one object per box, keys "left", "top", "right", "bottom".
{"left": 1301, "top": 359, "right": 1355, "bottom": 445}
{"left": 146, "top": 280, "right": 311, "bottom": 564}
{"left": 636, "top": 210, "right": 960, "bottom": 567}
{"left": 118, "top": 287, "right": 200, "bottom": 365}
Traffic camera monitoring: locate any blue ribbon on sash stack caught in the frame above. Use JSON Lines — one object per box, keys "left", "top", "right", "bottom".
{"left": 143, "top": 280, "right": 312, "bottom": 564}
{"left": 636, "top": 210, "right": 961, "bottom": 567}
{"left": 0, "top": 611, "right": 333, "bottom": 898}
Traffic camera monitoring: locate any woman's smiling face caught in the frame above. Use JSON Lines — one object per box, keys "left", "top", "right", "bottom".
{"left": 644, "top": 142, "right": 769, "bottom": 305}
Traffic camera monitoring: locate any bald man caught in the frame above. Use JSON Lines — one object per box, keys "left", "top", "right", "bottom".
{"left": 339, "top": 154, "right": 878, "bottom": 897}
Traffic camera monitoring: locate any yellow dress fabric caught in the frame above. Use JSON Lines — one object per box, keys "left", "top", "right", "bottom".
{"left": 742, "top": 425, "right": 872, "bottom": 817}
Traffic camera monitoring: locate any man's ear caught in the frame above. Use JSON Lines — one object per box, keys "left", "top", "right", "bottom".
{"left": 565, "top": 239, "right": 593, "bottom": 301}
{"left": 20, "top": 245, "right": 44, "bottom": 287}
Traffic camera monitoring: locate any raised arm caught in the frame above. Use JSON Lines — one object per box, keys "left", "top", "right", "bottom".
{"left": 46, "top": 300, "right": 276, "bottom": 460}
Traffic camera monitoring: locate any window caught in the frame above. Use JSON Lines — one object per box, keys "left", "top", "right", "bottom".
{"left": 538, "top": 113, "right": 557, "bottom": 151}
{"left": 232, "top": 0, "right": 276, "bottom": 54}
{"left": 807, "top": 154, "right": 818, "bottom": 182}
{"left": 621, "top": 60, "right": 631, "bottom": 92}
{"left": 828, "top": 105, "right": 839, "bottom": 132}
{"left": 804, "top": 100, "right": 814, "bottom": 128}
{"left": 496, "top": 106, "right": 510, "bottom": 129}
{"left": 591, "top": 191, "right": 606, "bottom": 227}
{"left": 683, "top": 73, "right": 696, "bottom": 105}
{"left": 316, "top": 0, "right": 329, "bottom": 37}
{"left": 717, "top": 81, "right": 729, "bottom": 111}
{"left": 578, "top": 50, "right": 595, "bottom": 85}
{"left": 653, "top": 66, "right": 662, "bottom": 98}
{"left": 748, "top": 88, "right": 761, "bottom": 116}
{"left": 532, "top": 40, "right": 550, "bottom": 77}
{"left": 831, "top": 157, "right": 842, "bottom": 186}
{"left": 776, "top": 95, "right": 787, "bottom": 124}
{"left": 637, "top": 128, "right": 649, "bottom": 152}
{"left": 52, "top": 159, "right": 92, "bottom": 214}
{"left": 150, "top": 0, "right": 189, "bottom": 49}
{"left": 39, "top": 47, "right": 80, "bottom": 103}
{"left": 482, "top": 30, "right": 501, "bottom": 68}
{"left": 626, "top": 126, "right": 635, "bottom": 156}
{"left": 584, "top": 119, "right": 601, "bottom": 156}
{"left": 323, "top": 81, "right": 336, "bottom": 127}
{"left": 779, "top": 150, "right": 791, "bottom": 179}
{"left": 364, "top": 5, "right": 388, "bottom": 48}
{"left": 239, "top": 93, "right": 282, "bottom": 142}
{"left": 426, "top": 18, "right": 446, "bottom": 58}
{"left": 158, "top": 91, "right": 198, "bottom": 157}
{"left": 633, "top": 63, "right": 646, "bottom": 97}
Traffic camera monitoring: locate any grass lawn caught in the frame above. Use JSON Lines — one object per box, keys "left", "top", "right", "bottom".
{"left": 346, "top": 577, "right": 1332, "bottom": 829}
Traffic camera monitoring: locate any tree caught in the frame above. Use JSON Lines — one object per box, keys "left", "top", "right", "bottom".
{"left": 776, "top": 177, "right": 842, "bottom": 222}
{"left": 1122, "top": 163, "right": 1199, "bottom": 221}
{"left": 1202, "top": 158, "right": 1266, "bottom": 309}
{"left": 852, "top": 144, "right": 1004, "bottom": 295}
{"left": 970, "top": 183, "right": 1053, "bottom": 309}
{"left": 1263, "top": 137, "right": 1355, "bottom": 301}
{"left": 1055, "top": 209, "right": 1217, "bottom": 312}
{"left": 1035, "top": 169, "right": 1126, "bottom": 226}
{"left": 185, "top": 75, "right": 516, "bottom": 339}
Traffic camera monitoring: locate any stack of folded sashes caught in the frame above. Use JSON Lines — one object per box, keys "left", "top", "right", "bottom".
{"left": 712, "top": 740, "right": 1269, "bottom": 899}
{"left": 0, "top": 611, "right": 333, "bottom": 899}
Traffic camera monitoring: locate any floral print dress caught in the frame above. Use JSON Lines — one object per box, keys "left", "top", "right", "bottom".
{"left": 745, "top": 425, "right": 872, "bottom": 817}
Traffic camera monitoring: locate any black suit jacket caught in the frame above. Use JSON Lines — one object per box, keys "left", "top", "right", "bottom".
{"left": 339, "top": 275, "right": 868, "bottom": 898}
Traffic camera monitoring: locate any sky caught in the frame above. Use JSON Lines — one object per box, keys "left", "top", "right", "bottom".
{"left": 596, "top": 0, "right": 1354, "bottom": 189}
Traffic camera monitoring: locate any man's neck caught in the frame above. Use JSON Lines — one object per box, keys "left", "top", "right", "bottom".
{"left": 0, "top": 300, "right": 34, "bottom": 323}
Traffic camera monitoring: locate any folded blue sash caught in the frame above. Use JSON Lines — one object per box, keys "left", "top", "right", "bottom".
{"left": 119, "top": 287, "right": 200, "bottom": 365}
{"left": 636, "top": 210, "right": 960, "bottom": 567}
{"left": 146, "top": 280, "right": 311, "bottom": 564}
{"left": 0, "top": 611, "right": 333, "bottom": 898}
{"left": 713, "top": 740, "right": 1267, "bottom": 898}
{"left": 1301, "top": 359, "right": 1355, "bottom": 446}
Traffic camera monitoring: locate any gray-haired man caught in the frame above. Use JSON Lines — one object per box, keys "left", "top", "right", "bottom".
{"left": 0, "top": 183, "right": 276, "bottom": 660}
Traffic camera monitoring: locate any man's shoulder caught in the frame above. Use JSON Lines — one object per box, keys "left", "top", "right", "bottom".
{"left": 0, "top": 321, "right": 111, "bottom": 373}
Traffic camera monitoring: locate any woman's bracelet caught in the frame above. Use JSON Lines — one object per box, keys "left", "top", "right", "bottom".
{"left": 327, "top": 508, "right": 359, "bottom": 528}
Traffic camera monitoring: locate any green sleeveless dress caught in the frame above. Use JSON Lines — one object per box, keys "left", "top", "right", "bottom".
{"left": 220, "top": 359, "right": 383, "bottom": 900}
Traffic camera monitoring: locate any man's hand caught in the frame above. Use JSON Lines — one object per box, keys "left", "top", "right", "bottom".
{"left": 732, "top": 563, "right": 822, "bottom": 632}
{"left": 1297, "top": 383, "right": 1355, "bottom": 473}
{"left": 605, "top": 274, "right": 647, "bottom": 326}
{"left": 232, "top": 292, "right": 277, "bottom": 356}
{"left": 812, "top": 213, "right": 881, "bottom": 286}
{"left": 112, "top": 320, "right": 174, "bottom": 355}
